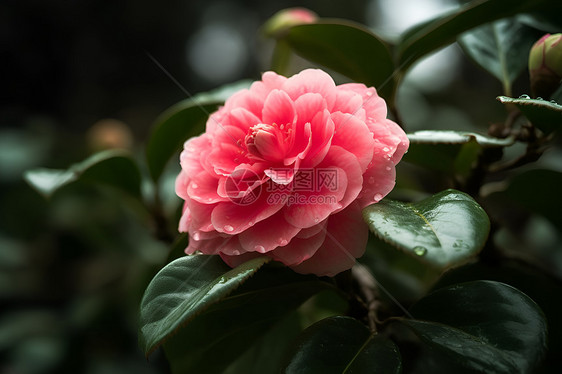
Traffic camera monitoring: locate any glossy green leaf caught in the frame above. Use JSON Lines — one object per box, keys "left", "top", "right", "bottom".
{"left": 285, "top": 21, "right": 395, "bottom": 100}
{"left": 138, "top": 255, "right": 270, "bottom": 355}
{"left": 497, "top": 96, "right": 562, "bottom": 134}
{"left": 146, "top": 80, "right": 252, "bottom": 182}
{"left": 23, "top": 149, "right": 142, "bottom": 199}
{"left": 283, "top": 316, "right": 401, "bottom": 374}
{"left": 397, "top": 0, "right": 552, "bottom": 73}
{"left": 435, "top": 262, "right": 562, "bottom": 370}
{"left": 458, "top": 18, "right": 542, "bottom": 95}
{"left": 360, "top": 233, "right": 442, "bottom": 304}
{"left": 363, "top": 189, "right": 490, "bottom": 270}
{"left": 162, "top": 264, "right": 334, "bottom": 373}
{"left": 404, "top": 131, "right": 513, "bottom": 174}
{"left": 400, "top": 281, "right": 547, "bottom": 374}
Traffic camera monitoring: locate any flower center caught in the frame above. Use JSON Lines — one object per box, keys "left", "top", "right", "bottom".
{"left": 245, "top": 123, "right": 287, "bottom": 162}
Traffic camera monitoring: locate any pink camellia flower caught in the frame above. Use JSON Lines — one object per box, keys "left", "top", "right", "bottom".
{"left": 263, "top": 8, "right": 318, "bottom": 38}
{"left": 176, "top": 69, "right": 408, "bottom": 276}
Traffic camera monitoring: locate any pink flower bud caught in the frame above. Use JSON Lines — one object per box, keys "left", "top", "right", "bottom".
{"left": 529, "top": 33, "right": 562, "bottom": 97}
{"left": 263, "top": 8, "right": 318, "bottom": 38}
{"left": 244, "top": 123, "right": 287, "bottom": 162}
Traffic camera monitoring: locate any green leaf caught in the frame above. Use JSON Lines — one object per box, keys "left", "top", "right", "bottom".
{"left": 360, "top": 234, "right": 442, "bottom": 304}
{"left": 399, "top": 280, "right": 547, "bottom": 374}
{"left": 162, "top": 264, "right": 334, "bottom": 373}
{"left": 458, "top": 18, "right": 542, "bottom": 95}
{"left": 404, "top": 130, "right": 513, "bottom": 174}
{"left": 282, "top": 316, "right": 401, "bottom": 374}
{"left": 146, "top": 80, "right": 252, "bottom": 182}
{"left": 285, "top": 21, "right": 395, "bottom": 100}
{"left": 363, "top": 189, "right": 490, "bottom": 270}
{"left": 497, "top": 96, "right": 562, "bottom": 134}
{"left": 435, "top": 262, "right": 562, "bottom": 370}
{"left": 23, "top": 149, "right": 142, "bottom": 199}
{"left": 138, "top": 255, "right": 270, "bottom": 355}
{"left": 397, "top": 0, "right": 552, "bottom": 73}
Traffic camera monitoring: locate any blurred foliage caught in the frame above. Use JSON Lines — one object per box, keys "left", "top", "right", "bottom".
{"left": 3, "top": 0, "right": 562, "bottom": 373}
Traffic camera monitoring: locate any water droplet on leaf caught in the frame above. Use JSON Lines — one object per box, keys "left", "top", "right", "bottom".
{"left": 519, "top": 94, "right": 530, "bottom": 99}
{"left": 413, "top": 246, "right": 427, "bottom": 256}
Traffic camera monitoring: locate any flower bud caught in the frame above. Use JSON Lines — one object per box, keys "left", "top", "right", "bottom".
{"left": 528, "top": 33, "right": 562, "bottom": 98}
{"left": 263, "top": 8, "right": 318, "bottom": 38}
{"left": 245, "top": 123, "right": 286, "bottom": 162}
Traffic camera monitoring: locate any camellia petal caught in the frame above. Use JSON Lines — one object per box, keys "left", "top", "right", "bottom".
{"left": 238, "top": 211, "right": 301, "bottom": 253}
{"left": 291, "top": 202, "right": 368, "bottom": 276}
{"left": 331, "top": 112, "right": 375, "bottom": 171}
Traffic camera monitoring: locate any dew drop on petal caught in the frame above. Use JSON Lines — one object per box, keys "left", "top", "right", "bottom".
{"left": 191, "top": 182, "right": 198, "bottom": 189}
{"left": 254, "top": 245, "right": 265, "bottom": 253}
{"left": 314, "top": 217, "right": 319, "bottom": 223}
{"left": 382, "top": 147, "right": 390, "bottom": 152}
{"left": 385, "top": 166, "right": 391, "bottom": 171}
{"left": 249, "top": 221, "right": 254, "bottom": 227}
{"left": 224, "top": 225, "right": 234, "bottom": 232}
{"left": 413, "top": 246, "right": 427, "bottom": 256}
{"left": 373, "top": 193, "right": 383, "bottom": 202}
{"left": 232, "top": 249, "right": 240, "bottom": 255}
{"left": 192, "top": 231, "right": 201, "bottom": 241}
{"left": 279, "top": 239, "right": 288, "bottom": 246}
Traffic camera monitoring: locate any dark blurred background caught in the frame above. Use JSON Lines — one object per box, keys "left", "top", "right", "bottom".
{"left": 0, "top": 0, "right": 536, "bottom": 373}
